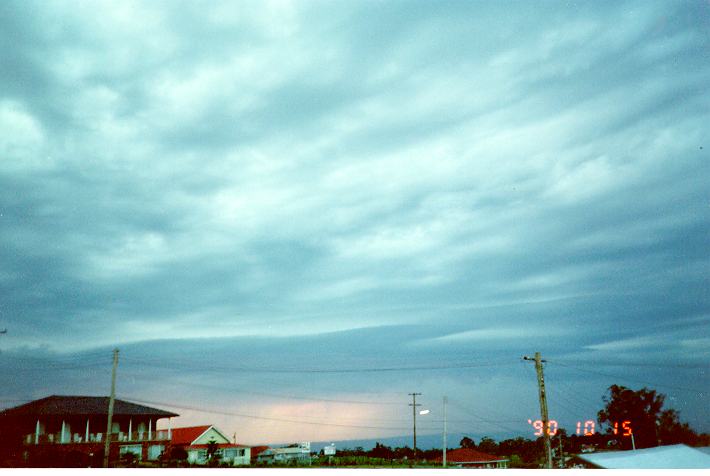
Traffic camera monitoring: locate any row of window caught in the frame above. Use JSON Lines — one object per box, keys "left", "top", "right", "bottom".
{"left": 119, "top": 444, "right": 164, "bottom": 461}
{"left": 195, "top": 448, "right": 246, "bottom": 459}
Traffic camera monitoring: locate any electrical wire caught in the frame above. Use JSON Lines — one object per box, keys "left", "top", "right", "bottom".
{"left": 550, "top": 361, "right": 706, "bottom": 394}
{"left": 118, "top": 395, "right": 441, "bottom": 432}
{"left": 0, "top": 359, "right": 114, "bottom": 371}
{"left": 551, "top": 358, "right": 709, "bottom": 370}
{"left": 445, "top": 398, "right": 522, "bottom": 434}
{"left": 1, "top": 349, "right": 114, "bottom": 363}
{"left": 544, "top": 387, "right": 592, "bottom": 421}
{"left": 119, "top": 356, "right": 516, "bottom": 374}
{"left": 119, "top": 370, "right": 404, "bottom": 406}
{"left": 543, "top": 373, "right": 605, "bottom": 409}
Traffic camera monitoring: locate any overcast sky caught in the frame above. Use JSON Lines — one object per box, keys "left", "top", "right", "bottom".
{"left": 1, "top": 0, "right": 708, "bottom": 445}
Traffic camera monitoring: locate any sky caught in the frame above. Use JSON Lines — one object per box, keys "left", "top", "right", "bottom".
{"left": 0, "top": 0, "right": 708, "bottom": 446}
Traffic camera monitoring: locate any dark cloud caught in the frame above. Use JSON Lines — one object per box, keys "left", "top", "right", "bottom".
{"left": 0, "top": 0, "right": 708, "bottom": 442}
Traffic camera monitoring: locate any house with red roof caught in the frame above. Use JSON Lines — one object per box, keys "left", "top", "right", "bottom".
{"left": 434, "top": 448, "right": 509, "bottom": 468}
{"left": 250, "top": 445, "right": 269, "bottom": 459}
{"left": 0, "top": 395, "right": 178, "bottom": 466}
{"left": 169, "top": 425, "right": 250, "bottom": 466}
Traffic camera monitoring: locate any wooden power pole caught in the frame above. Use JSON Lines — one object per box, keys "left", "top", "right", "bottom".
{"left": 523, "top": 352, "right": 552, "bottom": 469}
{"left": 443, "top": 396, "right": 448, "bottom": 468}
{"left": 408, "top": 393, "right": 421, "bottom": 459}
{"left": 103, "top": 348, "right": 119, "bottom": 468}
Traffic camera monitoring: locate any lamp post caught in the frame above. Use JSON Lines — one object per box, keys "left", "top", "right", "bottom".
{"left": 417, "top": 409, "right": 430, "bottom": 462}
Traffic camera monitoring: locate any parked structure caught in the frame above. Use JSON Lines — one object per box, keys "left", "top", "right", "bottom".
{"left": 257, "top": 442, "right": 311, "bottom": 464}
{"left": 0, "top": 395, "right": 178, "bottom": 466}
{"left": 433, "top": 448, "right": 509, "bottom": 468}
{"left": 169, "top": 425, "right": 250, "bottom": 466}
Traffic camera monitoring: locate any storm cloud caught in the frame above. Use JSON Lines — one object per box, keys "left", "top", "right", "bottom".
{"left": 0, "top": 0, "right": 708, "bottom": 443}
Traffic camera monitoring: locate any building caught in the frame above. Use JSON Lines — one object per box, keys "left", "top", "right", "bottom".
{"left": 250, "top": 445, "right": 269, "bottom": 460}
{"left": 572, "top": 444, "right": 710, "bottom": 469}
{"left": 433, "top": 448, "right": 509, "bottom": 468}
{"left": 169, "top": 425, "right": 250, "bottom": 466}
{"left": 256, "top": 442, "right": 311, "bottom": 464}
{"left": 0, "top": 395, "right": 178, "bottom": 466}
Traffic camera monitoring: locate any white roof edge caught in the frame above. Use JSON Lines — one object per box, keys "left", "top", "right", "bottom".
{"left": 191, "top": 425, "right": 232, "bottom": 445}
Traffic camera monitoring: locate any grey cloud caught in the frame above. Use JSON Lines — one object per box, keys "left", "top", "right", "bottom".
{"left": 0, "top": 0, "right": 708, "bottom": 440}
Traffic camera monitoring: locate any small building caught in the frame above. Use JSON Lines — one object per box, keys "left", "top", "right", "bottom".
{"left": 0, "top": 395, "right": 178, "bottom": 466}
{"left": 169, "top": 425, "right": 250, "bottom": 466}
{"left": 434, "top": 448, "right": 509, "bottom": 468}
{"left": 257, "top": 442, "right": 311, "bottom": 464}
{"left": 250, "top": 445, "right": 269, "bottom": 460}
{"left": 572, "top": 444, "right": 710, "bottom": 469}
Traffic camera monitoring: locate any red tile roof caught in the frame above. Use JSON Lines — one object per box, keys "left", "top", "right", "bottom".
{"left": 434, "top": 448, "right": 506, "bottom": 463}
{"left": 170, "top": 425, "right": 211, "bottom": 445}
{"left": 250, "top": 445, "right": 270, "bottom": 457}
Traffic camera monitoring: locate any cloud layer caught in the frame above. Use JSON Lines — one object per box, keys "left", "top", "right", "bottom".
{"left": 1, "top": 0, "right": 708, "bottom": 442}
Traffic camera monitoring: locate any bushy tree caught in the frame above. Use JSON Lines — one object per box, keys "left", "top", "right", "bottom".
{"left": 459, "top": 436, "right": 475, "bottom": 449}
{"left": 205, "top": 439, "right": 221, "bottom": 466}
{"left": 598, "top": 385, "right": 664, "bottom": 449}
{"left": 598, "top": 385, "right": 702, "bottom": 449}
{"left": 477, "top": 436, "right": 497, "bottom": 454}
{"left": 497, "top": 436, "right": 543, "bottom": 468}
{"left": 370, "top": 442, "right": 393, "bottom": 459}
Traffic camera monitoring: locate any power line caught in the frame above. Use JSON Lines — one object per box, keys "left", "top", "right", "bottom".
{"left": 0, "top": 349, "right": 115, "bottom": 363}
{"left": 118, "top": 395, "right": 439, "bottom": 431}
{"left": 119, "top": 370, "right": 404, "bottom": 405}
{"left": 446, "top": 398, "right": 522, "bottom": 434}
{"left": 119, "top": 356, "right": 515, "bottom": 374}
{"left": 551, "top": 361, "right": 707, "bottom": 394}
{"left": 3, "top": 362, "right": 111, "bottom": 371}
{"left": 544, "top": 387, "right": 593, "bottom": 421}
{"left": 551, "top": 358, "right": 709, "bottom": 370}
{"left": 543, "top": 373, "right": 606, "bottom": 409}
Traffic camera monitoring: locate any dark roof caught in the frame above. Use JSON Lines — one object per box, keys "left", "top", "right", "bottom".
{"left": 0, "top": 395, "right": 178, "bottom": 418}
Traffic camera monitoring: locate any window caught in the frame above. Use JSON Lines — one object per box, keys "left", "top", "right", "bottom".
{"left": 119, "top": 445, "right": 142, "bottom": 461}
{"left": 148, "top": 445, "right": 164, "bottom": 461}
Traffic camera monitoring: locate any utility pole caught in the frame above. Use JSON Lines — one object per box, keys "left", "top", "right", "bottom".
{"left": 103, "top": 348, "right": 119, "bottom": 468}
{"left": 523, "top": 352, "right": 552, "bottom": 469}
{"left": 408, "top": 393, "right": 421, "bottom": 460}
{"left": 558, "top": 432, "right": 564, "bottom": 468}
{"left": 443, "top": 396, "right": 448, "bottom": 468}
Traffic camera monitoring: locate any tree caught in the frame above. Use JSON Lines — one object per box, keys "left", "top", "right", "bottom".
{"left": 657, "top": 408, "right": 700, "bottom": 446}
{"left": 494, "top": 437, "right": 543, "bottom": 468}
{"left": 598, "top": 385, "right": 701, "bottom": 449}
{"left": 206, "top": 439, "right": 221, "bottom": 466}
{"left": 370, "top": 442, "right": 393, "bottom": 459}
{"left": 160, "top": 446, "right": 188, "bottom": 467}
{"left": 477, "top": 436, "right": 498, "bottom": 454}
{"left": 460, "top": 436, "right": 475, "bottom": 449}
